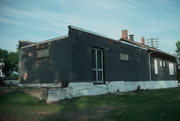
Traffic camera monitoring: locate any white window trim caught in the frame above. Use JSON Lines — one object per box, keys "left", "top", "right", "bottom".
{"left": 163, "top": 61, "right": 166, "bottom": 67}
{"left": 154, "top": 59, "right": 158, "bottom": 74}
{"left": 169, "top": 63, "right": 174, "bottom": 75}
{"left": 160, "top": 61, "right": 162, "bottom": 67}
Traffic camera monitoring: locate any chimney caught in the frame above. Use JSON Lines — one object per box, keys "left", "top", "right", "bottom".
{"left": 129, "top": 35, "right": 134, "bottom": 41}
{"left": 122, "top": 30, "right": 128, "bottom": 39}
{"left": 141, "top": 37, "right": 145, "bottom": 45}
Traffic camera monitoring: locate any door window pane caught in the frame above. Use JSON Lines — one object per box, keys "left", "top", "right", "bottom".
{"left": 92, "top": 49, "right": 96, "bottom": 68}
{"left": 97, "top": 50, "right": 102, "bottom": 69}
{"left": 92, "top": 71, "right": 96, "bottom": 81}
{"left": 98, "top": 71, "right": 102, "bottom": 81}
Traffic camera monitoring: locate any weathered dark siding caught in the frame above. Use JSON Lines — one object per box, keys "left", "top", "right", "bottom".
{"left": 69, "top": 28, "right": 177, "bottom": 82}
{"left": 151, "top": 55, "right": 176, "bottom": 80}
{"left": 19, "top": 27, "right": 177, "bottom": 84}
{"left": 19, "top": 37, "right": 73, "bottom": 84}
{"left": 69, "top": 28, "right": 150, "bottom": 82}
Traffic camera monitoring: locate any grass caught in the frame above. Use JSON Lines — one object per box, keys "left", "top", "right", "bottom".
{"left": 0, "top": 87, "right": 180, "bottom": 121}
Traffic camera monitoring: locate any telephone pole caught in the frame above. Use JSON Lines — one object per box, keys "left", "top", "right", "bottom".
{"left": 146, "top": 38, "right": 159, "bottom": 49}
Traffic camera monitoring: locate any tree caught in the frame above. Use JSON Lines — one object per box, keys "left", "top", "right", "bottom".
{"left": 176, "top": 41, "right": 180, "bottom": 82}
{"left": 176, "top": 41, "right": 180, "bottom": 56}
{"left": 0, "top": 48, "right": 18, "bottom": 78}
{"left": 176, "top": 41, "right": 180, "bottom": 64}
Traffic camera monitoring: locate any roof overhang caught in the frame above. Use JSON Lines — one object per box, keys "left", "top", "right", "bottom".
{"left": 120, "top": 38, "right": 176, "bottom": 58}
{"left": 21, "top": 35, "right": 69, "bottom": 49}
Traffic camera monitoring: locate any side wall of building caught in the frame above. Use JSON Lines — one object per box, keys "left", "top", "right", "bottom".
{"left": 69, "top": 28, "right": 177, "bottom": 82}
{"left": 69, "top": 28, "right": 150, "bottom": 82}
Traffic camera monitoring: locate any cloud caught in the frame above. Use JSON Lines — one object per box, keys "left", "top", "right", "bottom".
{"left": 159, "top": 38, "right": 177, "bottom": 54}
{"left": 0, "top": 0, "right": 179, "bottom": 55}
{"left": 0, "top": 37, "right": 19, "bottom": 52}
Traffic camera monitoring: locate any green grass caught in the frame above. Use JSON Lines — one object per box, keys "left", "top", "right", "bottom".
{"left": 0, "top": 87, "right": 180, "bottom": 121}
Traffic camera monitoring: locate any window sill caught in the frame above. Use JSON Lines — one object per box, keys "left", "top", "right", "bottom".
{"left": 93, "top": 81, "right": 105, "bottom": 85}
{"left": 120, "top": 60, "right": 129, "bottom": 62}
{"left": 35, "top": 56, "right": 49, "bottom": 60}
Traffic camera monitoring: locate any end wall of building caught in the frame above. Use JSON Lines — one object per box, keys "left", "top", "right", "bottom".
{"left": 19, "top": 37, "right": 73, "bottom": 84}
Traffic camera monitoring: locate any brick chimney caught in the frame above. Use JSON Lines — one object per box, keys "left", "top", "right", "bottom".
{"left": 122, "top": 30, "right": 128, "bottom": 39}
{"left": 141, "top": 37, "right": 145, "bottom": 45}
{"left": 129, "top": 35, "right": 134, "bottom": 41}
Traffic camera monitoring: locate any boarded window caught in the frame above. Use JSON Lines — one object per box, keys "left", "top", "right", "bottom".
{"left": 163, "top": 61, "right": 166, "bottom": 67}
{"left": 154, "top": 59, "right": 158, "bottom": 74}
{"left": 120, "top": 53, "right": 129, "bottom": 61}
{"left": 36, "top": 48, "right": 49, "bottom": 58}
{"left": 160, "top": 61, "right": 162, "bottom": 67}
{"left": 0, "top": 70, "right": 2, "bottom": 76}
{"left": 169, "top": 63, "right": 174, "bottom": 75}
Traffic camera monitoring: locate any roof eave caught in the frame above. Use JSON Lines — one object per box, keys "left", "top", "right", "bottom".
{"left": 120, "top": 38, "right": 176, "bottom": 58}
{"left": 120, "top": 38, "right": 154, "bottom": 51}
{"left": 21, "top": 35, "right": 69, "bottom": 49}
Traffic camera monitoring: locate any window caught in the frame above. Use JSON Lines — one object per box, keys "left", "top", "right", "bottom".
{"left": 163, "top": 61, "right": 166, "bottom": 67}
{"left": 160, "top": 61, "right": 162, "bottom": 67}
{"left": 120, "top": 53, "right": 129, "bottom": 61}
{"left": 36, "top": 48, "right": 49, "bottom": 58}
{"left": 169, "top": 63, "right": 174, "bottom": 75}
{"left": 92, "top": 48, "right": 103, "bottom": 83}
{"left": 154, "top": 59, "right": 158, "bottom": 74}
{"left": 0, "top": 70, "right": 2, "bottom": 76}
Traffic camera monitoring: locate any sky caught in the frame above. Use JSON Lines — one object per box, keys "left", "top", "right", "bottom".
{"left": 0, "top": 0, "right": 180, "bottom": 55}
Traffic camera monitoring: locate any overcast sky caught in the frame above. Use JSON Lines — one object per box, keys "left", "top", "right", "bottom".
{"left": 0, "top": 0, "right": 180, "bottom": 54}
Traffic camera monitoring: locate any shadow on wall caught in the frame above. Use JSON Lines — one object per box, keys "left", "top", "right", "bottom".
{"left": 21, "top": 39, "right": 72, "bottom": 85}
{"left": 21, "top": 57, "right": 62, "bottom": 84}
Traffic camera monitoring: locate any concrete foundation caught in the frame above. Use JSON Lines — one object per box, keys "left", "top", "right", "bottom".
{"left": 46, "top": 80, "right": 179, "bottom": 103}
